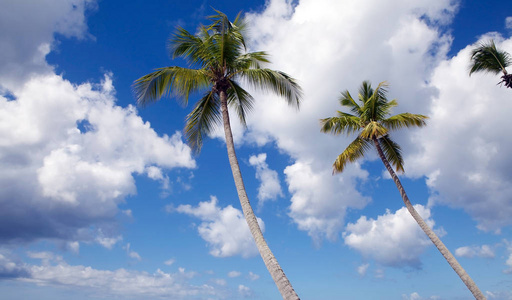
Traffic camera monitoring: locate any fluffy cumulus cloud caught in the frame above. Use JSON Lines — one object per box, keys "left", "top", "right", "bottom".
{"left": 175, "top": 196, "right": 264, "bottom": 258}
{"left": 0, "top": 0, "right": 96, "bottom": 90}
{"left": 248, "top": 153, "right": 283, "bottom": 207}
{"left": 235, "top": 0, "right": 456, "bottom": 242}
{"left": 0, "top": 0, "right": 196, "bottom": 246}
{"left": 0, "top": 252, "right": 219, "bottom": 299}
{"left": 344, "top": 205, "right": 437, "bottom": 268}
{"left": 285, "top": 161, "right": 369, "bottom": 243}
{"left": 406, "top": 35, "right": 512, "bottom": 232}
{"left": 455, "top": 245, "right": 495, "bottom": 258}
{"left": 0, "top": 73, "right": 195, "bottom": 244}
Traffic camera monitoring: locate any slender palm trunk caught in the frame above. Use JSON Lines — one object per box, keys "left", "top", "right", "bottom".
{"left": 373, "top": 137, "right": 486, "bottom": 300}
{"left": 219, "top": 90, "right": 299, "bottom": 300}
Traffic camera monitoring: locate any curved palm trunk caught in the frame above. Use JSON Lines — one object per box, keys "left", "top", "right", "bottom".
{"left": 373, "top": 137, "right": 486, "bottom": 300}
{"left": 220, "top": 91, "right": 299, "bottom": 300}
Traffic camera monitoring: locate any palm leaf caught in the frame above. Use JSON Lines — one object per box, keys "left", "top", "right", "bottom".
{"left": 240, "top": 69, "right": 302, "bottom": 108}
{"left": 382, "top": 113, "right": 428, "bottom": 130}
{"left": 320, "top": 113, "right": 361, "bottom": 136}
{"left": 378, "top": 135, "right": 404, "bottom": 173}
{"left": 184, "top": 90, "right": 221, "bottom": 152}
{"left": 227, "top": 80, "right": 254, "bottom": 127}
{"left": 339, "top": 90, "right": 361, "bottom": 115}
{"left": 133, "top": 67, "right": 211, "bottom": 107}
{"left": 469, "top": 40, "right": 512, "bottom": 75}
{"left": 332, "top": 136, "right": 373, "bottom": 174}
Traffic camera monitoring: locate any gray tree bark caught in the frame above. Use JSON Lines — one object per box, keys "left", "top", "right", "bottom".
{"left": 220, "top": 91, "right": 300, "bottom": 300}
{"left": 373, "top": 137, "right": 486, "bottom": 300}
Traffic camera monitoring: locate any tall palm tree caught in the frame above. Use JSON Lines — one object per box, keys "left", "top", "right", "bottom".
{"left": 133, "top": 10, "right": 301, "bottom": 300}
{"left": 469, "top": 39, "right": 512, "bottom": 88}
{"left": 320, "top": 81, "right": 485, "bottom": 300}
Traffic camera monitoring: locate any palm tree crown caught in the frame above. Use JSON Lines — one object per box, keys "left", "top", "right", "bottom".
{"left": 133, "top": 10, "right": 301, "bottom": 151}
{"left": 469, "top": 39, "right": 512, "bottom": 88}
{"left": 320, "top": 80, "right": 427, "bottom": 173}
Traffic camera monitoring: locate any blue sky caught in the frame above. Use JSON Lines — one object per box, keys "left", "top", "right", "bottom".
{"left": 1, "top": 0, "right": 512, "bottom": 299}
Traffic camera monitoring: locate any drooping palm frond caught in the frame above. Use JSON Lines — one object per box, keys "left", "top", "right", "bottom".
{"left": 133, "top": 67, "right": 211, "bottom": 106}
{"left": 332, "top": 136, "right": 373, "bottom": 174}
{"left": 469, "top": 40, "right": 511, "bottom": 76}
{"left": 227, "top": 80, "right": 254, "bottom": 127}
{"left": 381, "top": 112, "right": 428, "bottom": 131}
{"left": 240, "top": 68, "right": 302, "bottom": 108}
{"left": 320, "top": 113, "right": 361, "bottom": 136}
{"left": 184, "top": 90, "right": 221, "bottom": 152}
{"left": 378, "top": 135, "right": 404, "bottom": 173}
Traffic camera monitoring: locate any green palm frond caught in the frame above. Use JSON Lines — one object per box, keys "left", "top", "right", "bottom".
{"left": 227, "top": 80, "right": 254, "bottom": 127}
{"left": 184, "top": 90, "right": 221, "bottom": 152}
{"left": 241, "top": 69, "right": 302, "bottom": 108}
{"left": 469, "top": 40, "right": 512, "bottom": 75}
{"left": 361, "top": 81, "right": 389, "bottom": 123}
{"left": 382, "top": 113, "right": 428, "bottom": 130}
{"left": 133, "top": 67, "right": 211, "bottom": 106}
{"left": 170, "top": 26, "right": 216, "bottom": 68}
{"left": 360, "top": 121, "right": 388, "bottom": 139}
{"left": 333, "top": 137, "right": 373, "bottom": 174}
{"left": 358, "top": 80, "right": 373, "bottom": 105}
{"left": 233, "top": 52, "right": 270, "bottom": 70}
{"left": 339, "top": 90, "right": 361, "bottom": 115}
{"left": 320, "top": 113, "right": 361, "bottom": 136}
{"left": 378, "top": 135, "right": 404, "bottom": 173}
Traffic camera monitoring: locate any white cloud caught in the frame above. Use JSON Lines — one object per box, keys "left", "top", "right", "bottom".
{"left": 0, "top": 0, "right": 96, "bottom": 90}
{"left": 67, "top": 241, "right": 80, "bottom": 254}
{"left": 285, "top": 161, "right": 369, "bottom": 243}
{"left": 357, "top": 263, "right": 369, "bottom": 276}
{"left": 236, "top": 0, "right": 456, "bottom": 243}
{"left": 506, "top": 17, "right": 512, "bottom": 30}
{"left": 0, "top": 252, "right": 219, "bottom": 299}
{"left": 95, "top": 230, "right": 122, "bottom": 249}
{"left": 164, "top": 258, "right": 176, "bottom": 266}
{"left": 455, "top": 245, "right": 495, "bottom": 258}
{"left": 228, "top": 271, "right": 241, "bottom": 278}
{"left": 248, "top": 271, "right": 260, "bottom": 281}
{"left": 402, "top": 292, "right": 440, "bottom": 300}
{"left": 406, "top": 36, "right": 512, "bottom": 232}
{"left": 213, "top": 278, "right": 226, "bottom": 286}
{"left": 0, "top": 0, "right": 196, "bottom": 249}
{"left": 503, "top": 240, "right": 512, "bottom": 274}
{"left": 146, "top": 166, "right": 171, "bottom": 195}
{"left": 344, "top": 205, "right": 436, "bottom": 268}
{"left": 175, "top": 196, "right": 264, "bottom": 258}
{"left": 0, "top": 72, "right": 195, "bottom": 245}
{"left": 248, "top": 153, "right": 283, "bottom": 207}
{"left": 238, "top": 284, "right": 253, "bottom": 298}
{"left": 124, "top": 243, "right": 142, "bottom": 261}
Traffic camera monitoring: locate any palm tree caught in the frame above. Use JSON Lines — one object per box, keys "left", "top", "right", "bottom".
{"left": 133, "top": 10, "right": 301, "bottom": 300}
{"left": 469, "top": 39, "right": 512, "bottom": 88}
{"left": 320, "top": 81, "right": 485, "bottom": 300}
